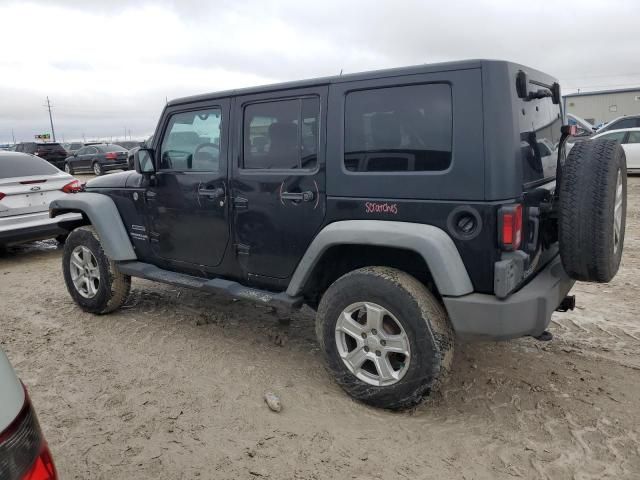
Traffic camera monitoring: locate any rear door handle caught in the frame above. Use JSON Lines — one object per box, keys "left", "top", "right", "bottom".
{"left": 281, "top": 191, "right": 314, "bottom": 202}
{"left": 198, "top": 187, "right": 225, "bottom": 199}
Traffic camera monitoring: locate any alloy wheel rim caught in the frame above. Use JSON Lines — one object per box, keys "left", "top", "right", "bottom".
{"left": 335, "top": 302, "right": 411, "bottom": 387}
{"left": 613, "top": 169, "right": 623, "bottom": 255}
{"left": 70, "top": 246, "right": 100, "bottom": 299}
{"left": 93, "top": 163, "right": 100, "bottom": 175}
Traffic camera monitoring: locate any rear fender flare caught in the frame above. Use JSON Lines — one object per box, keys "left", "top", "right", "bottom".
{"left": 49, "top": 192, "right": 136, "bottom": 261}
{"left": 286, "top": 220, "right": 473, "bottom": 297}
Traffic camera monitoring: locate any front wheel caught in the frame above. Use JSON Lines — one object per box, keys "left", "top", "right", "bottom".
{"left": 316, "top": 267, "right": 454, "bottom": 410}
{"left": 64, "top": 163, "right": 73, "bottom": 174}
{"left": 62, "top": 226, "right": 131, "bottom": 314}
{"left": 92, "top": 162, "right": 103, "bottom": 176}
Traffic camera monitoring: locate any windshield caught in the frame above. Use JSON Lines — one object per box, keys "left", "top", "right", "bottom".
{"left": 0, "top": 153, "right": 60, "bottom": 178}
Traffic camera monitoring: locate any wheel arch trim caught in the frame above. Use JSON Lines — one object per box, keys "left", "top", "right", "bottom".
{"left": 286, "top": 220, "right": 473, "bottom": 297}
{"left": 49, "top": 192, "right": 137, "bottom": 261}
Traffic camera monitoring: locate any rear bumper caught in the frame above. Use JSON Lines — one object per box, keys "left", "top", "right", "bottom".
{"left": 443, "top": 255, "right": 575, "bottom": 340}
{"left": 0, "top": 211, "right": 83, "bottom": 245}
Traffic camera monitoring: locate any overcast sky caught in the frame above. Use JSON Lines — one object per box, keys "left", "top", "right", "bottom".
{"left": 1, "top": 0, "right": 639, "bottom": 143}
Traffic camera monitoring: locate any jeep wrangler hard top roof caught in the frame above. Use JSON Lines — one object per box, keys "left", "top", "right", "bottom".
{"left": 168, "top": 59, "right": 556, "bottom": 107}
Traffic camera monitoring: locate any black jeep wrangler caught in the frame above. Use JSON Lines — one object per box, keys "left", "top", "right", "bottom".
{"left": 51, "top": 60, "right": 627, "bottom": 409}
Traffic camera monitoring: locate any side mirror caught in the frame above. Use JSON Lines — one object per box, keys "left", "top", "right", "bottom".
{"left": 134, "top": 148, "right": 156, "bottom": 175}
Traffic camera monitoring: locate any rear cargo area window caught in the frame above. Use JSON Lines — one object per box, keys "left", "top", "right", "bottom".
{"left": 344, "top": 83, "right": 452, "bottom": 172}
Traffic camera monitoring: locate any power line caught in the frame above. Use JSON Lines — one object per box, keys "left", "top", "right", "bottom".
{"left": 45, "top": 96, "right": 56, "bottom": 142}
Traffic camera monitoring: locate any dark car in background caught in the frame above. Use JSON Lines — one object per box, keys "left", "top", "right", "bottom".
{"left": 15, "top": 142, "right": 68, "bottom": 169}
{"left": 64, "top": 143, "right": 129, "bottom": 176}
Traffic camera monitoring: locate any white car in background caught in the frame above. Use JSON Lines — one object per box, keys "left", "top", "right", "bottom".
{"left": 590, "top": 128, "right": 640, "bottom": 173}
{"left": 0, "top": 151, "right": 83, "bottom": 247}
{"left": 0, "top": 349, "right": 58, "bottom": 478}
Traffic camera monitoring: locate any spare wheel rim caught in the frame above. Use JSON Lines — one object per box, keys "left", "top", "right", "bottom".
{"left": 613, "top": 169, "right": 623, "bottom": 255}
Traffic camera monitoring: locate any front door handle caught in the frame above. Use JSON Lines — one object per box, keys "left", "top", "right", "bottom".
{"left": 281, "top": 191, "right": 314, "bottom": 202}
{"left": 198, "top": 187, "right": 225, "bottom": 199}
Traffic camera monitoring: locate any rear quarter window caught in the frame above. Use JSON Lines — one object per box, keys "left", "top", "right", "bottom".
{"left": 344, "top": 83, "right": 452, "bottom": 173}
{"left": 0, "top": 154, "right": 60, "bottom": 178}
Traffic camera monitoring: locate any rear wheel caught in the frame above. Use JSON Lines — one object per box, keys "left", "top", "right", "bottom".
{"left": 92, "top": 162, "right": 103, "bottom": 176}
{"left": 559, "top": 139, "right": 627, "bottom": 282}
{"left": 62, "top": 226, "right": 130, "bottom": 314}
{"left": 316, "top": 266, "right": 454, "bottom": 410}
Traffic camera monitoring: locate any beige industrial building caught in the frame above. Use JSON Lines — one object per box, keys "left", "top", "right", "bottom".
{"left": 564, "top": 87, "right": 640, "bottom": 126}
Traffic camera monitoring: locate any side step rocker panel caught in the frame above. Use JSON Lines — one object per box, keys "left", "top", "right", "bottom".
{"left": 116, "top": 261, "right": 303, "bottom": 309}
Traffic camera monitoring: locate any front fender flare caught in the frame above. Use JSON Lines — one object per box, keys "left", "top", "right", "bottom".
{"left": 286, "top": 220, "right": 473, "bottom": 297}
{"left": 49, "top": 192, "right": 136, "bottom": 261}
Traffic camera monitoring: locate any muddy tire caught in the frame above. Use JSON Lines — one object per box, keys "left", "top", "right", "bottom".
{"left": 559, "top": 139, "right": 627, "bottom": 282}
{"left": 316, "top": 267, "right": 454, "bottom": 410}
{"left": 62, "top": 226, "right": 131, "bottom": 314}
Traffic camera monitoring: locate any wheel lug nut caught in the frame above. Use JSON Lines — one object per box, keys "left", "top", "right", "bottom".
{"left": 361, "top": 332, "right": 367, "bottom": 339}
{"left": 375, "top": 350, "right": 381, "bottom": 357}
{"left": 364, "top": 346, "right": 370, "bottom": 352}
{"left": 380, "top": 340, "right": 386, "bottom": 346}
{"left": 371, "top": 329, "right": 377, "bottom": 335}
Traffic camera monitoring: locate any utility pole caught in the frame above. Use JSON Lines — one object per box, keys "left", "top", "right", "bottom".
{"left": 11, "top": 129, "right": 15, "bottom": 144}
{"left": 45, "top": 96, "right": 56, "bottom": 142}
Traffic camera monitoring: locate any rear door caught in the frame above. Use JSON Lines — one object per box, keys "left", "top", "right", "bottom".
{"left": 231, "top": 87, "right": 327, "bottom": 280}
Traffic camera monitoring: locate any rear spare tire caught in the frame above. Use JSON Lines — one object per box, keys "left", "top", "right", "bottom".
{"left": 559, "top": 139, "right": 627, "bottom": 282}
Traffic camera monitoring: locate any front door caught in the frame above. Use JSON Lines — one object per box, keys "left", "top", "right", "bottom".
{"left": 147, "top": 100, "right": 230, "bottom": 269}
{"left": 231, "top": 88, "right": 327, "bottom": 280}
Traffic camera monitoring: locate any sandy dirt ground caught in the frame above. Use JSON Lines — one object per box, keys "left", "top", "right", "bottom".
{"left": 1, "top": 175, "right": 639, "bottom": 479}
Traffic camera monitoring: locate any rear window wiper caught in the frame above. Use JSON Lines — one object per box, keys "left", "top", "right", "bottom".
{"left": 516, "top": 70, "right": 561, "bottom": 104}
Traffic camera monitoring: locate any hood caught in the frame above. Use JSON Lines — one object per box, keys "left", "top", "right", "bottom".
{"left": 85, "top": 170, "right": 135, "bottom": 189}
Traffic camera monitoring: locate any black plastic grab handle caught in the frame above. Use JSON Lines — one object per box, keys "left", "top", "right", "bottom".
{"left": 198, "top": 187, "right": 225, "bottom": 199}
{"left": 281, "top": 191, "right": 314, "bottom": 202}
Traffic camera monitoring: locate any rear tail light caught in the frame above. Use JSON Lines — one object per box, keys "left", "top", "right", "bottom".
{"left": 0, "top": 387, "right": 57, "bottom": 480}
{"left": 105, "top": 152, "right": 117, "bottom": 160}
{"left": 0, "top": 193, "right": 5, "bottom": 201}
{"left": 499, "top": 204, "right": 523, "bottom": 251}
{"left": 61, "top": 180, "right": 82, "bottom": 193}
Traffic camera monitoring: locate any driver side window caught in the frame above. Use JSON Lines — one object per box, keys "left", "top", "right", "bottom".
{"left": 160, "top": 108, "right": 222, "bottom": 171}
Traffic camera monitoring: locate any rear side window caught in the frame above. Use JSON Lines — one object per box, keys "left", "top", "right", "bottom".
{"left": 0, "top": 154, "right": 60, "bottom": 178}
{"left": 626, "top": 131, "right": 640, "bottom": 144}
{"left": 243, "top": 97, "right": 320, "bottom": 170}
{"left": 98, "top": 144, "right": 128, "bottom": 153}
{"left": 600, "top": 131, "right": 627, "bottom": 143}
{"left": 344, "top": 83, "right": 452, "bottom": 172}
